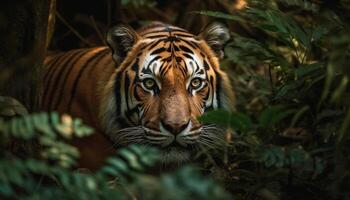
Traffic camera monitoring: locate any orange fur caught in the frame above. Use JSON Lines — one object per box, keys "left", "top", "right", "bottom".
{"left": 39, "top": 22, "right": 235, "bottom": 170}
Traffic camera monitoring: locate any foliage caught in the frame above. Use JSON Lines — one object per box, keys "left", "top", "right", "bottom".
{"left": 0, "top": 112, "right": 230, "bottom": 200}
{"left": 196, "top": 0, "right": 350, "bottom": 199}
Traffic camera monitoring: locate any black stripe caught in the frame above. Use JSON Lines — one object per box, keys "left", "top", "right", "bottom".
{"left": 143, "top": 27, "right": 188, "bottom": 34}
{"left": 159, "top": 62, "right": 170, "bottom": 77}
{"left": 215, "top": 73, "right": 221, "bottom": 108}
{"left": 134, "top": 85, "right": 142, "bottom": 101}
{"left": 114, "top": 71, "right": 122, "bottom": 116}
{"left": 198, "top": 69, "right": 204, "bottom": 75}
{"left": 142, "top": 29, "right": 170, "bottom": 35}
{"left": 87, "top": 49, "right": 110, "bottom": 76}
{"left": 164, "top": 36, "right": 180, "bottom": 43}
{"left": 183, "top": 53, "right": 193, "bottom": 59}
{"left": 138, "top": 43, "right": 149, "bottom": 51}
{"left": 124, "top": 102, "right": 139, "bottom": 126}
{"left": 44, "top": 50, "right": 81, "bottom": 109}
{"left": 183, "top": 60, "right": 189, "bottom": 73}
{"left": 179, "top": 45, "right": 194, "bottom": 54}
{"left": 209, "top": 76, "right": 215, "bottom": 106}
{"left": 131, "top": 60, "right": 139, "bottom": 73}
{"left": 43, "top": 53, "right": 66, "bottom": 84}
{"left": 45, "top": 53, "right": 64, "bottom": 67}
{"left": 173, "top": 45, "right": 180, "bottom": 51}
{"left": 51, "top": 49, "right": 90, "bottom": 110}
{"left": 146, "top": 55, "right": 161, "bottom": 71}
{"left": 141, "top": 67, "right": 152, "bottom": 75}
{"left": 145, "top": 35, "right": 168, "bottom": 39}
{"left": 151, "top": 47, "right": 166, "bottom": 55}
{"left": 194, "top": 62, "right": 201, "bottom": 73}
{"left": 132, "top": 58, "right": 140, "bottom": 83}
{"left": 48, "top": 50, "right": 88, "bottom": 110}
{"left": 204, "top": 83, "right": 210, "bottom": 101}
{"left": 161, "top": 56, "right": 172, "bottom": 62}
{"left": 174, "top": 33, "right": 194, "bottom": 38}
{"left": 170, "top": 28, "right": 190, "bottom": 33}
{"left": 148, "top": 39, "right": 163, "bottom": 50}
{"left": 124, "top": 70, "right": 131, "bottom": 111}
{"left": 178, "top": 60, "right": 187, "bottom": 77}
{"left": 180, "top": 39, "right": 199, "bottom": 49}
{"left": 67, "top": 49, "right": 108, "bottom": 111}
{"left": 203, "top": 60, "right": 210, "bottom": 70}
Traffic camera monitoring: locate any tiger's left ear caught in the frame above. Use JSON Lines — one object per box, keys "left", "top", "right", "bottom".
{"left": 200, "top": 22, "right": 230, "bottom": 59}
{"left": 107, "top": 25, "right": 140, "bottom": 62}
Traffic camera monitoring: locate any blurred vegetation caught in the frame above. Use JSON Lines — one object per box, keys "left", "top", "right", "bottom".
{"left": 1, "top": 0, "right": 350, "bottom": 199}
{"left": 0, "top": 112, "right": 230, "bottom": 199}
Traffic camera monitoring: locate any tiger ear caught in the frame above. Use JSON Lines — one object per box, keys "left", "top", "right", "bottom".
{"left": 200, "top": 22, "right": 230, "bottom": 59}
{"left": 107, "top": 25, "right": 139, "bottom": 62}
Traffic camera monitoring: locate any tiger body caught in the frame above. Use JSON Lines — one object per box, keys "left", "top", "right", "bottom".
{"left": 42, "top": 47, "right": 116, "bottom": 170}
{"left": 40, "top": 22, "right": 235, "bottom": 170}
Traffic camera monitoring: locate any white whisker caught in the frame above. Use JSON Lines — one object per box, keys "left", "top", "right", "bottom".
{"left": 109, "top": 126, "right": 146, "bottom": 146}
{"left": 194, "top": 125, "right": 227, "bottom": 150}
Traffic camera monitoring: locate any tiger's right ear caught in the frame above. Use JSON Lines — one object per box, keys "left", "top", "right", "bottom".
{"left": 106, "top": 25, "right": 140, "bottom": 62}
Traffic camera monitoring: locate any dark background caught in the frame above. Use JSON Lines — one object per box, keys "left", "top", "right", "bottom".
{"left": 52, "top": 0, "right": 246, "bottom": 50}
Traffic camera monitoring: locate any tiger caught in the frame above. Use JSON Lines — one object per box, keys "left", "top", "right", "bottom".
{"left": 39, "top": 22, "right": 235, "bottom": 170}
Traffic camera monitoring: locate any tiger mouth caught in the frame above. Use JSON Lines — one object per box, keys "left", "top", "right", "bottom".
{"left": 143, "top": 127, "right": 202, "bottom": 147}
{"left": 110, "top": 124, "right": 226, "bottom": 162}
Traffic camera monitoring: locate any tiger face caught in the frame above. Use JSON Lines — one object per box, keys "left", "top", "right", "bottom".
{"left": 101, "top": 22, "right": 235, "bottom": 163}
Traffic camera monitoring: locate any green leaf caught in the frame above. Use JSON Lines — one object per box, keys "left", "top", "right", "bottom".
{"left": 129, "top": 145, "right": 159, "bottom": 167}
{"left": 311, "top": 25, "right": 328, "bottom": 42}
{"left": 73, "top": 118, "right": 94, "bottom": 137}
{"left": 258, "top": 106, "right": 294, "bottom": 128}
{"left": 33, "top": 113, "right": 55, "bottom": 138}
{"left": 290, "top": 105, "right": 310, "bottom": 127}
{"left": 337, "top": 108, "right": 350, "bottom": 147}
{"left": 318, "top": 63, "right": 335, "bottom": 109}
{"left": 10, "top": 116, "right": 20, "bottom": 137}
{"left": 23, "top": 115, "right": 35, "bottom": 138}
{"left": 0, "top": 96, "right": 28, "bottom": 117}
{"left": 199, "top": 110, "right": 252, "bottom": 131}
{"left": 106, "top": 158, "right": 129, "bottom": 174}
{"left": 0, "top": 183, "right": 13, "bottom": 197}
{"left": 119, "top": 148, "right": 144, "bottom": 171}
{"left": 192, "top": 10, "right": 242, "bottom": 22}
{"left": 294, "top": 63, "right": 323, "bottom": 78}
{"left": 274, "top": 81, "right": 302, "bottom": 99}
{"left": 330, "top": 76, "right": 349, "bottom": 104}
{"left": 99, "top": 166, "right": 122, "bottom": 177}
{"left": 260, "top": 146, "right": 285, "bottom": 167}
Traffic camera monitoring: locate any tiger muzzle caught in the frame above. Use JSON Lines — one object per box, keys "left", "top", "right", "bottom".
{"left": 160, "top": 90, "right": 191, "bottom": 135}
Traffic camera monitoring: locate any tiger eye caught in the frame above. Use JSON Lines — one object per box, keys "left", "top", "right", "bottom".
{"left": 143, "top": 78, "right": 156, "bottom": 90}
{"left": 190, "top": 78, "right": 202, "bottom": 90}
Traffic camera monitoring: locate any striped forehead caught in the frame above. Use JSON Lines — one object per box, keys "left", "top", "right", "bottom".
{"left": 136, "top": 25, "right": 208, "bottom": 79}
{"left": 139, "top": 42, "right": 205, "bottom": 76}
{"left": 139, "top": 51, "right": 206, "bottom": 78}
{"left": 139, "top": 25, "right": 195, "bottom": 38}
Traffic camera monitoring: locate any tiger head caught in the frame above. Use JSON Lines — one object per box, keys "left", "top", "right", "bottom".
{"left": 101, "top": 22, "right": 235, "bottom": 163}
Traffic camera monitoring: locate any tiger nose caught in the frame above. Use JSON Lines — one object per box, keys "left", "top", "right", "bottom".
{"left": 161, "top": 120, "right": 189, "bottom": 135}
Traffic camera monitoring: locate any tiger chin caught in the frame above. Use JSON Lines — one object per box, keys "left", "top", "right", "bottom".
{"left": 40, "top": 22, "right": 235, "bottom": 170}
